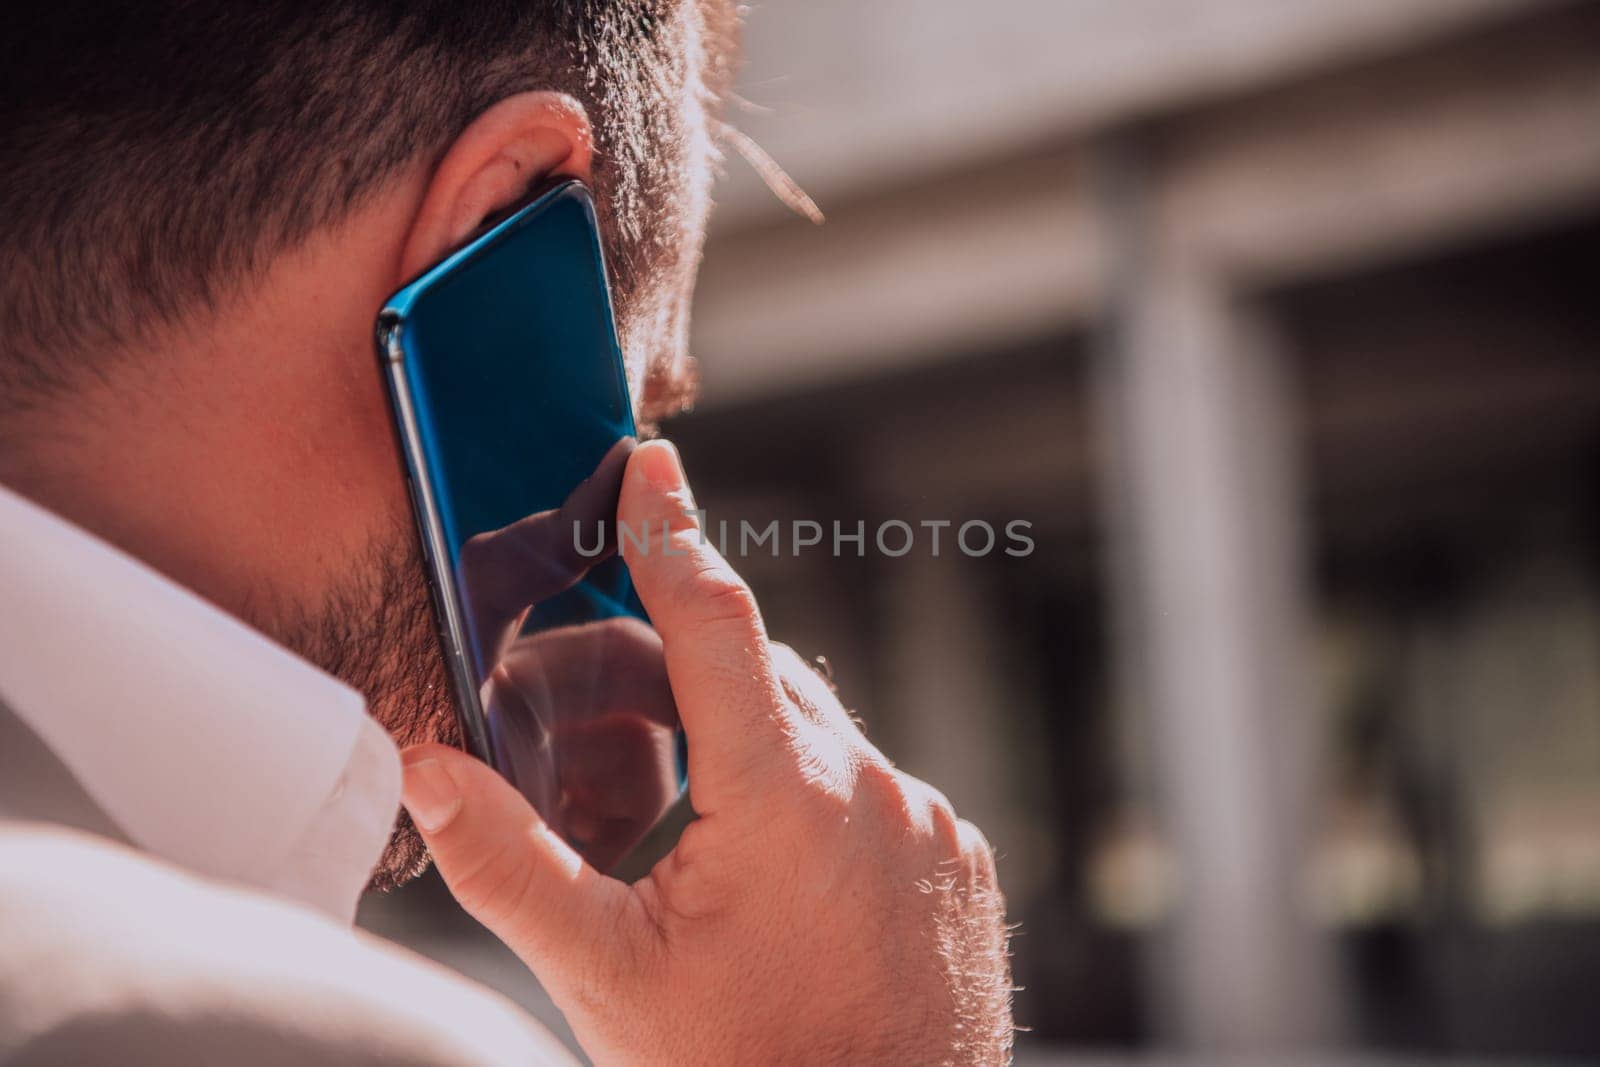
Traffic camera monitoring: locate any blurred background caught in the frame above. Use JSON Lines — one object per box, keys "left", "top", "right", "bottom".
{"left": 361, "top": 0, "right": 1600, "bottom": 1060}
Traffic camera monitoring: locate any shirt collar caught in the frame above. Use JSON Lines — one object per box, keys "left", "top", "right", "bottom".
{"left": 0, "top": 482, "right": 400, "bottom": 921}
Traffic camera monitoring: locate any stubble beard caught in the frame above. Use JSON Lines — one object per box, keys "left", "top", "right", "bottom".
{"left": 268, "top": 523, "right": 460, "bottom": 891}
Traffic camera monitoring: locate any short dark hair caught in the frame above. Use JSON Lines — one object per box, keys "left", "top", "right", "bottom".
{"left": 0, "top": 1, "right": 730, "bottom": 405}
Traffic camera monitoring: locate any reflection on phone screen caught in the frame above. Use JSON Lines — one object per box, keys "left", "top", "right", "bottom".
{"left": 459, "top": 440, "right": 683, "bottom": 870}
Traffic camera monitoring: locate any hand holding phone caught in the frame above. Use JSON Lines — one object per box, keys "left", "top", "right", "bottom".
{"left": 397, "top": 443, "right": 1015, "bottom": 1065}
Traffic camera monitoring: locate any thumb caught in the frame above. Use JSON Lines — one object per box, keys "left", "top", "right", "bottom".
{"left": 399, "top": 743, "right": 646, "bottom": 1005}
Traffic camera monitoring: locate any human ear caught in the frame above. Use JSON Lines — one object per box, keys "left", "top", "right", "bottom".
{"left": 397, "top": 92, "right": 595, "bottom": 280}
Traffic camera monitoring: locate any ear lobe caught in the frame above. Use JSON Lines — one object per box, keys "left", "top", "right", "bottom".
{"left": 398, "top": 92, "right": 596, "bottom": 280}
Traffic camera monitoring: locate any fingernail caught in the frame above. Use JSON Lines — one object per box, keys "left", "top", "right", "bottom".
{"left": 636, "top": 439, "right": 690, "bottom": 499}
{"left": 401, "top": 758, "right": 462, "bottom": 833}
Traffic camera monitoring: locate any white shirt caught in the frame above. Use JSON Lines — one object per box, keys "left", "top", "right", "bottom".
{"left": 0, "top": 482, "right": 401, "bottom": 923}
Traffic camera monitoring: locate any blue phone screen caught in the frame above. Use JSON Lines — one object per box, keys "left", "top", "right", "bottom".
{"left": 385, "top": 183, "right": 684, "bottom": 871}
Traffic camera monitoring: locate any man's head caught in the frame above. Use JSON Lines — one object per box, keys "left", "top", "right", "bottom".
{"left": 0, "top": 1, "right": 738, "bottom": 886}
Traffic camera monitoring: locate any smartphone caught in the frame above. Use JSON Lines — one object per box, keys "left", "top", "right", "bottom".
{"left": 377, "top": 179, "right": 684, "bottom": 872}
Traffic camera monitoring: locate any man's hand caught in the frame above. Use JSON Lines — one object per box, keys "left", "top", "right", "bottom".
{"left": 399, "top": 440, "right": 1013, "bottom": 1065}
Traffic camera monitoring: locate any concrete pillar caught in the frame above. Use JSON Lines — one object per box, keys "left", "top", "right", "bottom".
{"left": 1091, "top": 139, "right": 1337, "bottom": 1052}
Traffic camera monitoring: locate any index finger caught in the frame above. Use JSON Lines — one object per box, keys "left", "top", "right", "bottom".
{"left": 616, "top": 440, "right": 795, "bottom": 813}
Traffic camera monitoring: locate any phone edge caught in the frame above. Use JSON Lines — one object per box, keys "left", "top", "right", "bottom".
{"left": 375, "top": 312, "right": 495, "bottom": 768}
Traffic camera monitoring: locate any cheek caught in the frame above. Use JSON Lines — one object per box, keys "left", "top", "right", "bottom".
{"left": 331, "top": 368, "right": 410, "bottom": 526}
{"left": 263, "top": 347, "right": 410, "bottom": 558}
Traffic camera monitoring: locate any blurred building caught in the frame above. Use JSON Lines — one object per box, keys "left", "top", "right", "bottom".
{"left": 364, "top": 1, "right": 1600, "bottom": 1061}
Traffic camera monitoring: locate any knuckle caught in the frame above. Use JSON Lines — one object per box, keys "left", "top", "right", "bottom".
{"left": 699, "top": 582, "right": 760, "bottom": 628}
{"left": 856, "top": 754, "right": 902, "bottom": 799}
{"left": 854, "top": 758, "right": 912, "bottom": 828}
{"left": 642, "top": 477, "right": 698, "bottom": 522}
{"left": 678, "top": 563, "right": 760, "bottom": 629}
{"left": 637, "top": 506, "right": 705, "bottom": 562}
{"left": 658, "top": 501, "right": 704, "bottom": 536}
{"left": 957, "top": 818, "right": 1000, "bottom": 886}
{"left": 924, "top": 792, "right": 963, "bottom": 857}
{"left": 892, "top": 772, "right": 962, "bottom": 855}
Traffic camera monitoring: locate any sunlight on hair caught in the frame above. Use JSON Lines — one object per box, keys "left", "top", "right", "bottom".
{"left": 716, "top": 121, "right": 825, "bottom": 225}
